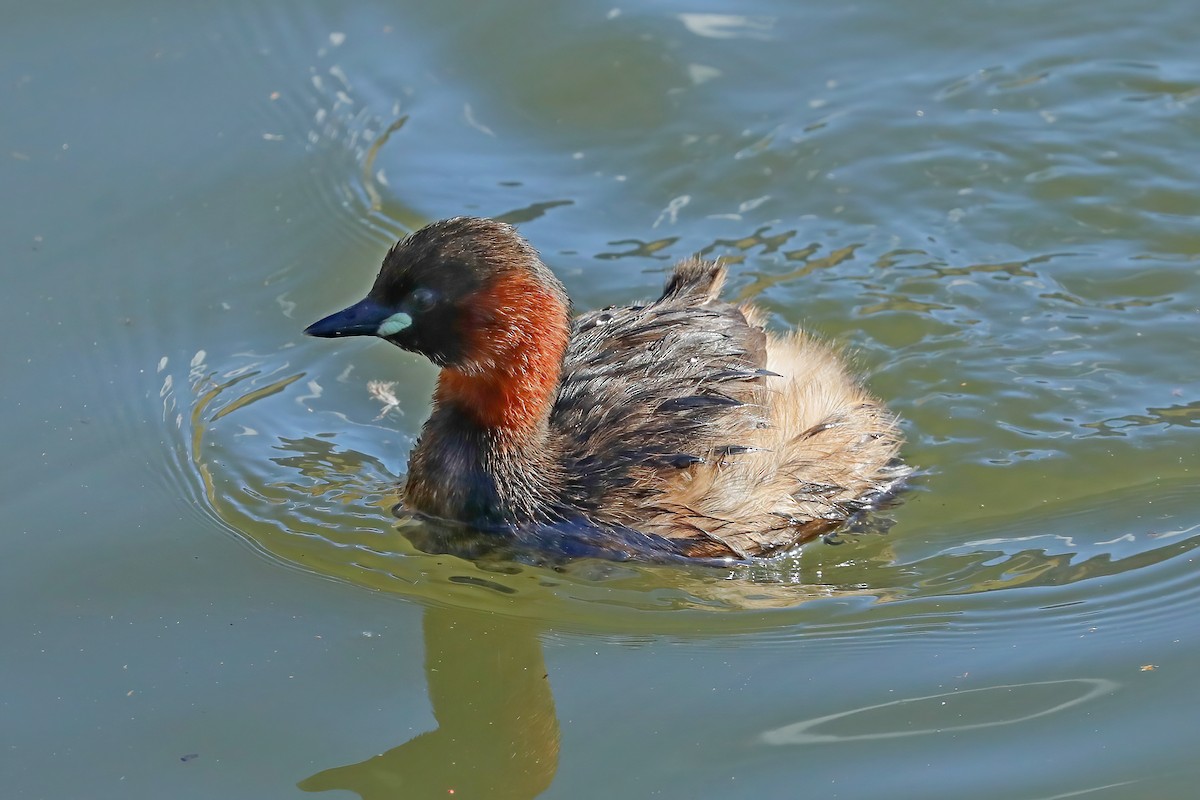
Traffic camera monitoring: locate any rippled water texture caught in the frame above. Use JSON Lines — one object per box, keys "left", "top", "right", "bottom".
{"left": 5, "top": 1, "right": 1199, "bottom": 798}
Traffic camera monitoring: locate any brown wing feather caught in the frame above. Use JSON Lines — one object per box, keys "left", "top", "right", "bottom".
{"left": 550, "top": 257, "right": 905, "bottom": 558}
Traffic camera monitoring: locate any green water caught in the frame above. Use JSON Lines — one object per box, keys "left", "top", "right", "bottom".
{"left": 4, "top": 1, "right": 1199, "bottom": 798}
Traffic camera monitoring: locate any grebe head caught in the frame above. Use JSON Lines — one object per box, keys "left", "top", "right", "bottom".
{"left": 304, "top": 217, "right": 569, "bottom": 377}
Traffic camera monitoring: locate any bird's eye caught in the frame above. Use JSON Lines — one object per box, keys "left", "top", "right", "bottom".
{"left": 410, "top": 287, "right": 437, "bottom": 311}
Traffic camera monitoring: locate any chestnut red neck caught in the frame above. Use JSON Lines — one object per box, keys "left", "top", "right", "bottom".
{"left": 432, "top": 270, "right": 570, "bottom": 435}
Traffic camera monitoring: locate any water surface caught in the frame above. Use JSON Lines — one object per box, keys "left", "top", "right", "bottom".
{"left": 4, "top": 1, "right": 1199, "bottom": 798}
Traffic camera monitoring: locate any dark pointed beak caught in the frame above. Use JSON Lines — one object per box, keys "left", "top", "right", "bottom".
{"left": 304, "top": 297, "right": 391, "bottom": 338}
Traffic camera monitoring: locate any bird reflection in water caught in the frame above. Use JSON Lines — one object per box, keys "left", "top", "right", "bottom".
{"left": 298, "top": 605, "right": 559, "bottom": 799}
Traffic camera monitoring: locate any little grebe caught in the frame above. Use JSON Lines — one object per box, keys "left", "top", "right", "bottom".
{"left": 305, "top": 217, "right": 906, "bottom": 560}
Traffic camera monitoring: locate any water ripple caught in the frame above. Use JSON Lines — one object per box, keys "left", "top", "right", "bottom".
{"left": 151, "top": 336, "right": 1200, "bottom": 643}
